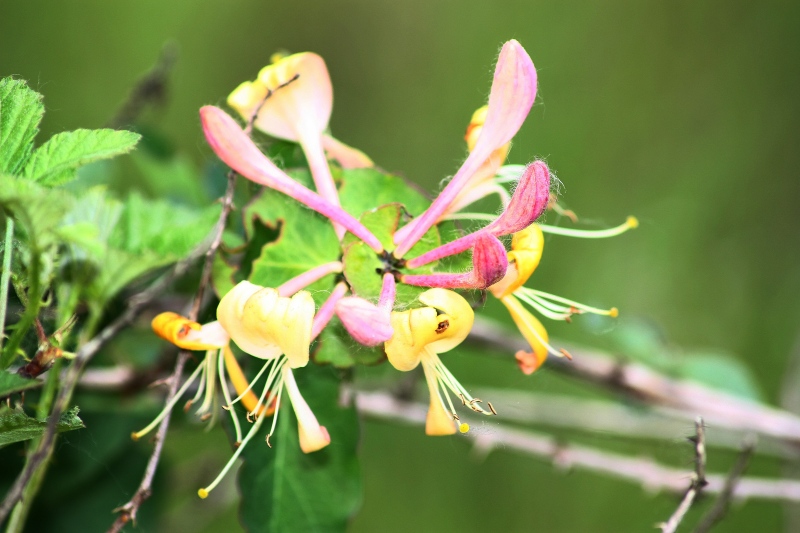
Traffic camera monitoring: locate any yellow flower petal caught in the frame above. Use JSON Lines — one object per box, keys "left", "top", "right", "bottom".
{"left": 499, "top": 294, "right": 549, "bottom": 364}
{"left": 489, "top": 225, "right": 544, "bottom": 298}
{"left": 222, "top": 345, "right": 273, "bottom": 416}
{"left": 423, "top": 362, "right": 457, "bottom": 436}
{"left": 384, "top": 289, "right": 474, "bottom": 372}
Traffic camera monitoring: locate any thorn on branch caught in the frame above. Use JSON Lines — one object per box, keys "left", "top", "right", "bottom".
{"left": 659, "top": 417, "right": 707, "bottom": 533}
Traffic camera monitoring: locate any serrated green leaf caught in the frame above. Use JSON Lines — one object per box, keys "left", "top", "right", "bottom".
{"left": 342, "top": 204, "right": 439, "bottom": 306}
{"left": 337, "top": 167, "right": 431, "bottom": 219}
{"left": 59, "top": 189, "right": 219, "bottom": 307}
{"left": 0, "top": 371, "right": 41, "bottom": 396}
{"left": 238, "top": 365, "right": 361, "bottom": 533}
{"left": 313, "top": 318, "right": 385, "bottom": 368}
{"left": 0, "top": 77, "right": 44, "bottom": 175}
{"left": 23, "top": 128, "right": 141, "bottom": 186}
{"left": 679, "top": 352, "right": 763, "bottom": 401}
{"left": 0, "top": 406, "right": 84, "bottom": 447}
{"left": 0, "top": 174, "right": 72, "bottom": 252}
{"left": 245, "top": 175, "right": 340, "bottom": 306}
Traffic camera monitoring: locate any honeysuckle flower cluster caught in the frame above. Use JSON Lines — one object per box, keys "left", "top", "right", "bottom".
{"left": 137, "top": 40, "right": 636, "bottom": 499}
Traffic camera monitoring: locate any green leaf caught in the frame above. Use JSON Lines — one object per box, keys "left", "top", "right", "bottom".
{"left": 342, "top": 204, "right": 439, "bottom": 306}
{"left": 0, "top": 174, "right": 71, "bottom": 253}
{"left": 59, "top": 189, "right": 219, "bottom": 307}
{"left": 679, "top": 352, "right": 764, "bottom": 401}
{"left": 0, "top": 406, "right": 84, "bottom": 447}
{"left": 245, "top": 173, "right": 341, "bottom": 306}
{"left": 129, "top": 150, "right": 210, "bottom": 206}
{"left": 238, "top": 365, "right": 361, "bottom": 533}
{"left": 337, "top": 167, "right": 431, "bottom": 218}
{"left": 0, "top": 77, "right": 44, "bottom": 175}
{"left": 313, "top": 318, "right": 385, "bottom": 368}
{"left": 0, "top": 371, "right": 41, "bottom": 396}
{"left": 23, "top": 128, "right": 141, "bottom": 186}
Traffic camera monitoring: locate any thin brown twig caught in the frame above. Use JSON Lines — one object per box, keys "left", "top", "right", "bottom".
{"left": 0, "top": 243, "right": 206, "bottom": 524}
{"left": 355, "top": 390, "right": 800, "bottom": 503}
{"left": 693, "top": 437, "right": 756, "bottom": 533}
{"left": 107, "top": 74, "right": 299, "bottom": 532}
{"left": 107, "top": 170, "right": 237, "bottom": 533}
{"left": 660, "top": 418, "right": 708, "bottom": 533}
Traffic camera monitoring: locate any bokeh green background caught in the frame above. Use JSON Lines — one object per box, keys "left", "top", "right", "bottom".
{"left": 2, "top": 1, "right": 799, "bottom": 532}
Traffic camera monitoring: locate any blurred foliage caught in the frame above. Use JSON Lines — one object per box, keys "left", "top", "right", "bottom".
{"left": 0, "top": 2, "right": 798, "bottom": 533}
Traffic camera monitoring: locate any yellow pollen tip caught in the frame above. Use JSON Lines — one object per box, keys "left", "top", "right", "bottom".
{"left": 459, "top": 423, "right": 470, "bottom": 434}
{"left": 626, "top": 216, "right": 639, "bottom": 229}
{"left": 130, "top": 432, "right": 140, "bottom": 442}
{"left": 609, "top": 307, "right": 619, "bottom": 318}
{"left": 198, "top": 488, "right": 209, "bottom": 499}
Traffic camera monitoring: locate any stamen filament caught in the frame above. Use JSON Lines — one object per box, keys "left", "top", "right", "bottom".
{"left": 227, "top": 358, "right": 271, "bottom": 407}
{"left": 217, "top": 347, "right": 243, "bottom": 444}
{"left": 538, "top": 217, "right": 638, "bottom": 239}
{"left": 255, "top": 356, "right": 288, "bottom": 414}
{"left": 265, "top": 373, "right": 286, "bottom": 447}
{"left": 519, "top": 287, "right": 618, "bottom": 317}
{"left": 515, "top": 292, "right": 572, "bottom": 320}
{"left": 198, "top": 403, "right": 267, "bottom": 499}
{"left": 186, "top": 359, "right": 207, "bottom": 410}
{"left": 197, "top": 350, "right": 218, "bottom": 415}
{"left": 132, "top": 362, "right": 204, "bottom": 441}
{"left": 433, "top": 358, "right": 491, "bottom": 415}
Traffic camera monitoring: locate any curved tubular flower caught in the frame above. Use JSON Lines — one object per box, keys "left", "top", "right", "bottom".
{"left": 276, "top": 261, "right": 342, "bottom": 298}
{"left": 489, "top": 225, "right": 622, "bottom": 372}
{"left": 444, "top": 105, "right": 512, "bottom": 217}
{"left": 217, "top": 281, "right": 314, "bottom": 367}
{"left": 401, "top": 232, "right": 508, "bottom": 290}
{"left": 197, "top": 279, "right": 350, "bottom": 499}
{"left": 385, "top": 289, "right": 491, "bottom": 435}
{"left": 335, "top": 273, "right": 396, "bottom": 346}
{"left": 134, "top": 313, "right": 270, "bottom": 446}
{"left": 405, "top": 161, "right": 550, "bottom": 269}
{"left": 151, "top": 312, "right": 229, "bottom": 351}
{"left": 393, "top": 40, "right": 537, "bottom": 257}
{"left": 229, "top": 53, "right": 342, "bottom": 235}
{"left": 200, "top": 106, "right": 384, "bottom": 253}
{"left": 321, "top": 134, "right": 373, "bottom": 169}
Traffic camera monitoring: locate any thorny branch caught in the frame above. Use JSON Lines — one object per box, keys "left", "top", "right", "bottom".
{"left": 355, "top": 390, "right": 800, "bottom": 503}
{"left": 469, "top": 319, "right": 800, "bottom": 444}
{"left": 108, "top": 74, "right": 299, "bottom": 532}
{"left": 694, "top": 438, "right": 756, "bottom": 533}
{"left": 659, "top": 418, "right": 708, "bottom": 533}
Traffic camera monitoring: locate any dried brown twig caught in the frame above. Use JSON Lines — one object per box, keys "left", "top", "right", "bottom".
{"left": 659, "top": 418, "right": 708, "bottom": 533}
{"left": 469, "top": 319, "right": 800, "bottom": 444}
{"left": 693, "top": 438, "right": 756, "bottom": 533}
{"left": 355, "top": 390, "right": 800, "bottom": 503}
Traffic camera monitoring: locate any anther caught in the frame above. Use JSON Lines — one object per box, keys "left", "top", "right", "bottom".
{"left": 487, "top": 402, "right": 497, "bottom": 415}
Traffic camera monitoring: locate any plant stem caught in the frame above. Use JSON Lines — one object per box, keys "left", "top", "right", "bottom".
{"left": 6, "top": 360, "right": 63, "bottom": 533}
{"left": 1, "top": 236, "right": 41, "bottom": 370}
{"left": 0, "top": 218, "right": 15, "bottom": 355}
